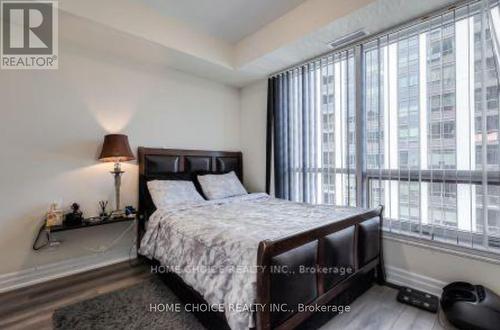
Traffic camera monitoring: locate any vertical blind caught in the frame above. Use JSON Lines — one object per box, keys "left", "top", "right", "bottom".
{"left": 269, "top": 50, "right": 356, "bottom": 206}
{"left": 363, "top": 0, "right": 500, "bottom": 251}
{"left": 268, "top": 0, "right": 500, "bottom": 254}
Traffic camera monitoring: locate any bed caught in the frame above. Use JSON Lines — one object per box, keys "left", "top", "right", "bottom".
{"left": 137, "top": 147, "right": 385, "bottom": 330}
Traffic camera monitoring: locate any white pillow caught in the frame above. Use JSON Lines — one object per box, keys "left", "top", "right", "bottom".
{"left": 197, "top": 171, "right": 247, "bottom": 200}
{"left": 147, "top": 180, "right": 204, "bottom": 209}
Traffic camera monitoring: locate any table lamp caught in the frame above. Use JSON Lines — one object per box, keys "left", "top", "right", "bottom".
{"left": 98, "top": 134, "right": 135, "bottom": 213}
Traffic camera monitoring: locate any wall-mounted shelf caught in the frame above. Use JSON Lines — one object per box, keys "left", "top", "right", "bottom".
{"left": 49, "top": 216, "right": 136, "bottom": 232}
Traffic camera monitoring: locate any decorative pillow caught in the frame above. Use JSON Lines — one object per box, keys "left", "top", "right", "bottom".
{"left": 197, "top": 171, "right": 247, "bottom": 200}
{"left": 147, "top": 180, "right": 204, "bottom": 209}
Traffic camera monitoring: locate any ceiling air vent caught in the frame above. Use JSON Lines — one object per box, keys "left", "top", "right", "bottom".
{"left": 328, "top": 29, "right": 368, "bottom": 49}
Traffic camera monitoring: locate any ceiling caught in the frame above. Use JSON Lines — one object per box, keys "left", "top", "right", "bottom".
{"left": 137, "top": 0, "right": 307, "bottom": 43}
{"left": 59, "top": 0, "right": 457, "bottom": 87}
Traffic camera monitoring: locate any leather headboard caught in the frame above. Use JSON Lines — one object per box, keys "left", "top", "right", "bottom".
{"left": 138, "top": 147, "right": 243, "bottom": 239}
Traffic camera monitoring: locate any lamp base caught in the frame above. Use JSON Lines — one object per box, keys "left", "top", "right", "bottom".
{"left": 111, "top": 162, "right": 124, "bottom": 212}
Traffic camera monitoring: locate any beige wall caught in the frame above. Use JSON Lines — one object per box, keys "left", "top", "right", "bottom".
{"left": 240, "top": 81, "right": 268, "bottom": 193}
{"left": 0, "top": 15, "right": 240, "bottom": 279}
{"left": 239, "top": 79, "right": 500, "bottom": 294}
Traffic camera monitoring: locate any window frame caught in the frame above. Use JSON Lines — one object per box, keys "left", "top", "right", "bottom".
{"left": 270, "top": 0, "right": 500, "bottom": 260}
{"left": 349, "top": 0, "right": 500, "bottom": 258}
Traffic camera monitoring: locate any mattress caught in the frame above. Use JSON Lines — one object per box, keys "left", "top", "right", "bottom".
{"left": 139, "top": 193, "right": 369, "bottom": 329}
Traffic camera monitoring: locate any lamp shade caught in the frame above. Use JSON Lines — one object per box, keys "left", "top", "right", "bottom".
{"left": 98, "top": 134, "right": 135, "bottom": 162}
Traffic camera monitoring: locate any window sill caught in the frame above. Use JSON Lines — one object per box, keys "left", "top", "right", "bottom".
{"left": 383, "top": 230, "right": 500, "bottom": 266}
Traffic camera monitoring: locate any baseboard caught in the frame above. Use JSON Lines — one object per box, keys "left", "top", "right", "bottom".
{"left": 0, "top": 251, "right": 133, "bottom": 293}
{"left": 0, "top": 252, "right": 445, "bottom": 298}
{"left": 385, "top": 265, "right": 446, "bottom": 297}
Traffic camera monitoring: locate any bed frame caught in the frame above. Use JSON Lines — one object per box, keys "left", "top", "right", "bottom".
{"left": 137, "top": 147, "right": 385, "bottom": 330}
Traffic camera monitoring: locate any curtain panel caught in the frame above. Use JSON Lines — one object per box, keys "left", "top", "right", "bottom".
{"left": 267, "top": 52, "right": 356, "bottom": 206}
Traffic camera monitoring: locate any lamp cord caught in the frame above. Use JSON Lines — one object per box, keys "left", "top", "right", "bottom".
{"left": 32, "top": 222, "right": 49, "bottom": 251}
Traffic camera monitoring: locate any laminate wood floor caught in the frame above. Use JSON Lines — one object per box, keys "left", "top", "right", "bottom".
{"left": 0, "top": 262, "right": 455, "bottom": 330}
{"left": 319, "top": 285, "right": 456, "bottom": 330}
{"left": 0, "top": 261, "right": 151, "bottom": 330}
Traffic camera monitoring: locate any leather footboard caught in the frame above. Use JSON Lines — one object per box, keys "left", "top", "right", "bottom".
{"left": 267, "top": 216, "right": 381, "bottom": 327}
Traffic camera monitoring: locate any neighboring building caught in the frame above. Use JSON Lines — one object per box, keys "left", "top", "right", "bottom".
{"left": 320, "top": 13, "right": 500, "bottom": 244}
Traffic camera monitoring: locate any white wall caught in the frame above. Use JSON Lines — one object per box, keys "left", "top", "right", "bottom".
{"left": 0, "top": 13, "right": 240, "bottom": 285}
{"left": 384, "top": 239, "right": 500, "bottom": 295}
{"left": 240, "top": 79, "right": 500, "bottom": 295}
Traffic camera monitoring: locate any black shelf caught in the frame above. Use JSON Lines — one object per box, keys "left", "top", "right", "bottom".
{"left": 49, "top": 216, "right": 136, "bottom": 232}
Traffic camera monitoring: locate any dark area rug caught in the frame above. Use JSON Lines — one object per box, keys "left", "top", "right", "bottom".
{"left": 53, "top": 271, "right": 374, "bottom": 330}
{"left": 52, "top": 277, "right": 205, "bottom": 330}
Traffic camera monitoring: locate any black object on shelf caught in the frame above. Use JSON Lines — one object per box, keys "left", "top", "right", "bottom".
{"left": 125, "top": 205, "right": 137, "bottom": 216}
{"left": 63, "top": 203, "right": 83, "bottom": 227}
{"left": 397, "top": 286, "right": 439, "bottom": 313}
{"left": 441, "top": 282, "right": 500, "bottom": 330}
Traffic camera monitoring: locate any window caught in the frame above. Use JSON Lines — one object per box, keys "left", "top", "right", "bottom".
{"left": 270, "top": 0, "right": 500, "bottom": 254}
{"left": 363, "top": 2, "right": 500, "bottom": 252}
{"left": 271, "top": 52, "right": 356, "bottom": 206}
